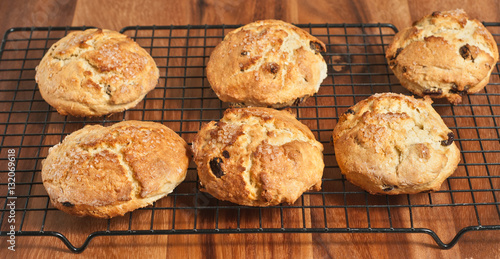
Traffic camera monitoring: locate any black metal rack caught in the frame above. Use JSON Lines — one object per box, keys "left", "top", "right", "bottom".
{"left": 0, "top": 23, "right": 499, "bottom": 253}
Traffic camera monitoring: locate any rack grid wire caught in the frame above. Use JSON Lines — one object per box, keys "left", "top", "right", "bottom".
{"left": 0, "top": 23, "right": 499, "bottom": 253}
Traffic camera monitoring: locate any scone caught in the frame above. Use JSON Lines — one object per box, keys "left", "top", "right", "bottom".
{"left": 332, "top": 93, "right": 460, "bottom": 195}
{"left": 386, "top": 9, "right": 498, "bottom": 104}
{"left": 192, "top": 107, "right": 324, "bottom": 206}
{"left": 36, "top": 28, "right": 159, "bottom": 116}
{"left": 41, "top": 120, "right": 189, "bottom": 218}
{"left": 207, "top": 19, "right": 328, "bottom": 108}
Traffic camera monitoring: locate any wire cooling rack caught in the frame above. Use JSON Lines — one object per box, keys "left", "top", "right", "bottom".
{"left": 0, "top": 23, "right": 499, "bottom": 253}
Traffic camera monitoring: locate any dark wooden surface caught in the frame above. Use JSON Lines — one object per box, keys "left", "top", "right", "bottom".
{"left": 1, "top": 0, "right": 500, "bottom": 258}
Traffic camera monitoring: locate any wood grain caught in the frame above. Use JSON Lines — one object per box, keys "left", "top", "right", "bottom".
{"left": 0, "top": 0, "right": 499, "bottom": 258}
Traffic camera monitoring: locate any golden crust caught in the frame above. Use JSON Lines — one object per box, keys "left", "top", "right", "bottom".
{"left": 207, "top": 20, "right": 328, "bottom": 107}
{"left": 35, "top": 29, "right": 159, "bottom": 116}
{"left": 192, "top": 107, "right": 324, "bottom": 206}
{"left": 386, "top": 9, "right": 498, "bottom": 104}
{"left": 41, "top": 120, "right": 189, "bottom": 218}
{"left": 332, "top": 93, "right": 461, "bottom": 195}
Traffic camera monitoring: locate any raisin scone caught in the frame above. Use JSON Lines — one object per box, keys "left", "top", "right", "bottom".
{"left": 386, "top": 9, "right": 498, "bottom": 104}
{"left": 41, "top": 121, "right": 189, "bottom": 218}
{"left": 332, "top": 93, "right": 460, "bottom": 195}
{"left": 36, "top": 28, "right": 159, "bottom": 116}
{"left": 192, "top": 107, "right": 324, "bottom": 206}
{"left": 207, "top": 20, "right": 328, "bottom": 108}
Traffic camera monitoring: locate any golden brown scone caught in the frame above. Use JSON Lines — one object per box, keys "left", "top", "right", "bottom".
{"left": 386, "top": 9, "right": 498, "bottom": 104}
{"left": 192, "top": 107, "right": 324, "bottom": 206}
{"left": 35, "top": 28, "right": 159, "bottom": 116}
{"left": 207, "top": 20, "right": 328, "bottom": 108}
{"left": 41, "top": 121, "right": 189, "bottom": 218}
{"left": 332, "top": 93, "right": 460, "bottom": 195}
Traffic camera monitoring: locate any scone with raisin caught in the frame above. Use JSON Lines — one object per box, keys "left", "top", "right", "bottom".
{"left": 207, "top": 20, "right": 328, "bottom": 108}
{"left": 192, "top": 107, "right": 324, "bottom": 206}
{"left": 332, "top": 93, "right": 460, "bottom": 195}
{"left": 386, "top": 10, "right": 498, "bottom": 104}
{"left": 41, "top": 121, "right": 189, "bottom": 218}
{"left": 36, "top": 28, "right": 159, "bottom": 116}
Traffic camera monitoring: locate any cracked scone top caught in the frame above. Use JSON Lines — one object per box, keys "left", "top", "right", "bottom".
{"left": 332, "top": 93, "right": 460, "bottom": 195}
{"left": 386, "top": 9, "right": 498, "bottom": 104}
{"left": 192, "top": 107, "right": 324, "bottom": 206}
{"left": 207, "top": 20, "right": 328, "bottom": 107}
{"left": 35, "top": 28, "right": 159, "bottom": 116}
{"left": 41, "top": 121, "right": 189, "bottom": 218}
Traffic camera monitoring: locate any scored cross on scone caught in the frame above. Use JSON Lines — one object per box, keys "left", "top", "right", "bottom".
{"left": 207, "top": 20, "right": 328, "bottom": 108}
{"left": 36, "top": 29, "right": 159, "bottom": 116}
{"left": 386, "top": 9, "right": 498, "bottom": 104}
{"left": 42, "top": 121, "right": 189, "bottom": 218}
{"left": 192, "top": 107, "right": 324, "bottom": 206}
{"left": 333, "top": 93, "right": 460, "bottom": 195}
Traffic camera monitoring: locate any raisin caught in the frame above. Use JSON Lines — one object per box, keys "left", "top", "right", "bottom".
{"left": 241, "top": 51, "right": 248, "bottom": 56}
{"left": 459, "top": 45, "right": 474, "bottom": 61}
{"left": 310, "top": 41, "right": 323, "bottom": 54}
{"left": 432, "top": 11, "right": 441, "bottom": 17}
{"left": 293, "top": 97, "right": 305, "bottom": 106}
{"left": 105, "top": 85, "right": 112, "bottom": 96}
{"left": 450, "top": 84, "right": 469, "bottom": 96}
{"left": 266, "top": 62, "right": 280, "bottom": 74}
{"left": 209, "top": 157, "right": 224, "bottom": 178}
{"left": 391, "top": 48, "right": 404, "bottom": 60}
{"left": 222, "top": 150, "right": 230, "bottom": 159}
{"left": 62, "top": 202, "right": 74, "bottom": 207}
{"left": 441, "top": 132, "right": 455, "bottom": 146}
{"left": 345, "top": 108, "right": 355, "bottom": 115}
{"left": 423, "top": 88, "right": 443, "bottom": 95}
{"left": 402, "top": 66, "right": 407, "bottom": 73}
{"left": 382, "top": 185, "right": 397, "bottom": 192}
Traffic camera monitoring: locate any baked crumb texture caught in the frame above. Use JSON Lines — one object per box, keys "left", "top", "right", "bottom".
{"left": 207, "top": 20, "right": 328, "bottom": 108}
{"left": 192, "top": 107, "right": 324, "bottom": 206}
{"left": 36, "top": 28, "right": 159, "bottom": 116}
{"left": 333, "top": 93, "right": 461, "bottom": 195}
{"left": 41, "top": 121, "right": 189, "bottom": 218}
{"left": 386, "top": 9, "right": 498, "bottom": 104}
